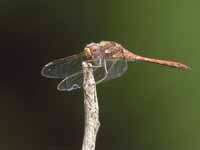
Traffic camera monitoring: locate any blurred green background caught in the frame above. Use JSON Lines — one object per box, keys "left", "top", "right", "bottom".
{"left": 0, "top": 0, "right": 199, "bottom": 150}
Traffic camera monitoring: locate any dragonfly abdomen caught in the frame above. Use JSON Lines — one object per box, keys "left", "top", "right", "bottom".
{"left": 123, "top": 49, "right": 190, "bottom": 70}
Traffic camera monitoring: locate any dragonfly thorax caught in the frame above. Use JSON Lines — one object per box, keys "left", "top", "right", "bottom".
{"left": 85, "top": 41, "right": 125, "bottom": 60}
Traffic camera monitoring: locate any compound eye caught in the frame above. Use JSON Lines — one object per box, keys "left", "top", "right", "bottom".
{"left": 84, "top": 48, "right": 92, "bottom": 58}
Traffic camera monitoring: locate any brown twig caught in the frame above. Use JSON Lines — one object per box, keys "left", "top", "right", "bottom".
{"left": 81, "top": 62, "right": 100, "bottom": 150}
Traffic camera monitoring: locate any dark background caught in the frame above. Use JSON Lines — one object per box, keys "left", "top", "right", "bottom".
{"left": 0, "top": 0, "right": 199, "bottom": 150}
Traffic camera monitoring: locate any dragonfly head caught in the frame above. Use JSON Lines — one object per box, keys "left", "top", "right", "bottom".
{"left": 84, "top": 42, "right": 100, "bottom": 59}
{"left": 84, "top": 48, "right": 92, "bottom": 58}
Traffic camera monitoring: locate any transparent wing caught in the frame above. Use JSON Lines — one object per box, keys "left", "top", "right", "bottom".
{"left": 103, "top": 59, "right": 128, "bottom": 81}
{"left": 57, "top": 59, "right": 128, "bottom": 91}
{"left": 57, "top": 71, "right": 83, "bottom": 91}
{"left": 41, "top": 52, "right": 86, "bottom": 79}
{"left": 57, "top": 59, "right": 107, "bottom": 91}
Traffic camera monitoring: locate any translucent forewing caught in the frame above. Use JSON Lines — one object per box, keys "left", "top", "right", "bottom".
{"left": 41, "top": 52, "right": 86, "bottom": 79}
{"left": 57, "top": 59, "right": 107, "bottom": 91}
{"left": 57, "top": 59, "right": 128, "bottom": 91}
{"left": 104, "top": 59, "right": 128, "bottom": 81}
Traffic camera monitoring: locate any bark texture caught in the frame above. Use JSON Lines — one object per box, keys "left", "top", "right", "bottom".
{"left": 81, "top": 62, "right": 100, "bottom": 150}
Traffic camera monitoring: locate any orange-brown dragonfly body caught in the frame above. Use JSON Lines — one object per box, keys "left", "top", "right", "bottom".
{"left": 84, "top": 41, "right": 189, "bottom": 70}
{"left": 42, "top": 41, "right": 189, "bottom": 91}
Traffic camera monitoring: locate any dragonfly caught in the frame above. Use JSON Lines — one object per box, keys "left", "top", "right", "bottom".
{"left": 41, "top": 41, "right": 190, "bottom": 91}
